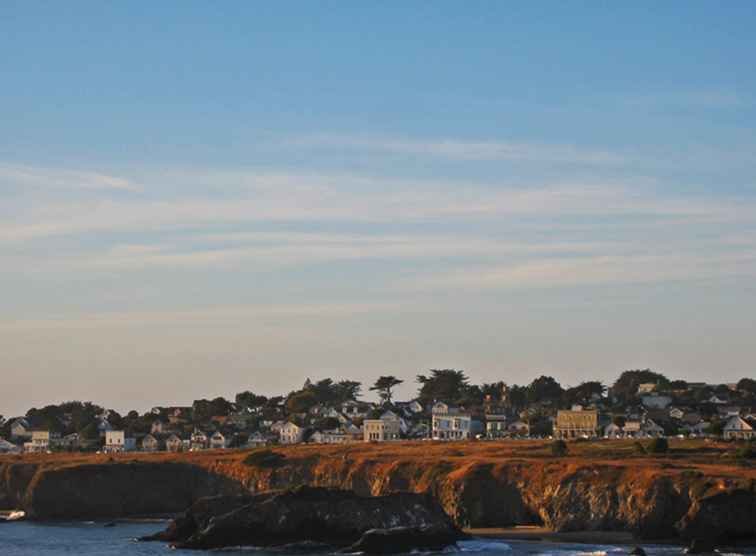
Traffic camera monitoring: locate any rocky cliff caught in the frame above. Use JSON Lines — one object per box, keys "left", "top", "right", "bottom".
{"left": 0, "top": 459, "right": 246, "bottom": 519}
{"left": 2, "top": 441, "right": 755, "bottom": 544}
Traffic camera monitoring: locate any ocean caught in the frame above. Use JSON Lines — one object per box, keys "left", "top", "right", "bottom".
{"left": 0, "top": 521, "right": 711, "bottom": 556}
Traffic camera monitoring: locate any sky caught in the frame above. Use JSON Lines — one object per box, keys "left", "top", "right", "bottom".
{"left": 2, "top": 2, "right": 756, "bottom": 417}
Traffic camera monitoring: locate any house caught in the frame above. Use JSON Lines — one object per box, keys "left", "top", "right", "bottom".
{"left": 166, "top": 434, "right": 184, "bottom": 452}
{"left": 190, "top": 429, "right": 209, "bottom": 451}
{"left": 0, "top": 438, "right": 21, "bottom": 454}
{"left": 25, "top": 430, "right": 61, "bottom": 453}
{"left": 723, "top": 416, "right": 756, "bottom": 440}
{"left": 554, "top": 409, "right": 599, "bottom": 439}
{"left": 507, "top": 420, "right": 530, "bottom": 436}
{"left": 310, "top": 429, "right": 349, "bottom": 444}
{"left": 717, "top": 406, "right": 742, "bottom": 419}
{"left": 210, "top": 431, "right": 230, "bottom": 449}
{"left": 279, "top": 422, "right": 305, "bottom": 444}
{"left": 485, "top": 413, "right": 508, "bottom": 438}
{"left": 141, "top": 434, "right": 161, "bottom": 452}
{"left": 60, "top": 433, "right": 80, "bottom": 451}
{"left": 709, "top": 394, "right": 729, "bottom": 405}
{"left": 604, "top": 423, "right": 623, "bottom": 438}
{"left": 682, "top": 420, "right": 709, "bottom": 436}
{"left": 642, "top": 419, "right": 665, "bottom": 437}
{"left": 622, "top": 420, "right": 642, "bottom": 437}
{"left": 668, "top": 407, "right": 686, "bottom": 420}
{"left": 10, "top": 418, "right": 32, "bottom": 440}
{"left": 637, "top": 383, "right": 658, "bottom": 394}
{"left": 641, "top": 395, "right": 672, "bottom": 410}
{"left": 97, "top": 418, "right": 113, "bottom": 437}
{"left": 104, "top": 430, "right": 136, "bottom": 453}
{"left": 432, "top": 410, "right": 480, "bottom": 440}
{"left": 364, "top": 412, "right": 401, "bottom": 442}
{"left": 151, "top": 419, "right": 169, "bottom": 435}
{"left": 431, "top": 402, "right": 451, "bottom": 415}
{"left": 244, "top": 432, "right": 269, "bottom": 448}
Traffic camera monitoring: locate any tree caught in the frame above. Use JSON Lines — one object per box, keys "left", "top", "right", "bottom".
{"left": 551, "top": 439, "right": 568, "bottom": 457}
{"left": 370, "top": 376, "right": 404, "bottom": 404}
{"left": 669, "top": 380, "right": 688, "bottom": 391}
{"left": 737, "top": 378, "right": 756, "bottom": 395}
{"left": 285, "top": 390, "right": 318, "bottom": 414}
{"left": 333, "top": 380, "right": 362, "bottom": 403}
{"left": 192, "top": 397, "right": 234, "bottom": 422}
{"left": 527, "top": 375, "right": 563, "bottom": 404}
{"left": 611, "top": 369, "right": 669, "bottom": 404}
{"left": 563, "top": 381, "right": 605, "bottom": 407}
{"left": 235, "top": 391, "right": 268, "bottom": 409}
{"left": 416, "top": 370, "right": 469, "bottom": 404}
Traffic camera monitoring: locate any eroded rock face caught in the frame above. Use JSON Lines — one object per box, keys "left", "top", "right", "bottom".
{"left": 4, "top": 461, "right": 247, "bottom": 519}
{"left": 146, "top": 486, "right": 464, "bottom": 551}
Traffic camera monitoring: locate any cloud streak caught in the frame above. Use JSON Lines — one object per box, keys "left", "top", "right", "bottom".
{"left": 287, "top": 134, "right": 626, "bottom": 165}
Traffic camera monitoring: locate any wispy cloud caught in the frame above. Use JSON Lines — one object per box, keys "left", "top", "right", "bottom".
{"left": 287, "top": 134, "right": 626, "bottom": 165}
{"left": 0, "top": 164, "right": 141, "bottom": 193}
{"left": 1, "top": 170, "right": 746, "bottom": 243}
{"left": 404, "top": 251, "right": 756, "bottom": 291}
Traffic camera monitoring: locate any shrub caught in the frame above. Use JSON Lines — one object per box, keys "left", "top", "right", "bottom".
{"left": 243, "top": 449, "right": 286, "bottom": 468}
{"left": 647, "top": 438, "right": 669, "bottom": 454}
{"left": 634, "top": 441, "right": 647, "bottom": 455}
{"left": 551, "top": 439, "right": 568, "bottom": 457}
{"left": 736, "top": 442, "right": 755, "bottom": 460}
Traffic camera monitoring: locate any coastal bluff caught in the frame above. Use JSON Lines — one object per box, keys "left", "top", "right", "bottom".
{"left": 2, "top": 439, "right": 755, "bottom": 544}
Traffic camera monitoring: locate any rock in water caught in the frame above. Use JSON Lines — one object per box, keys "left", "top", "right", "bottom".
{"left": 629, "top": 548, "right": 647, "bottom": 556}
{"left": 145, "top": 486, "right": 464, "bottom": 551}
{"left": 343, "top": 525, "right": 466, "bottom": 555}
{"left": 684, "top": 539, "right": 717, "bottom": 554}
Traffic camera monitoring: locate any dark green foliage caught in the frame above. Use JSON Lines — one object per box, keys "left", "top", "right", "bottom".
{"left": 551, "top": 439, "right": 568, "bottom": 456}
{"left": 563, "top": 381, "right": 605, "bottom": 407}
{"left": 235, "top": 391, "right": 269, "bottom": 409}
{"left": 647, "top": 437, "right": 669, "bottom": 454}
{"left": 737, "top": 378, "right": 756, "bottom": 395}
{"left": 611, "top": 369, "right": 670, "bottom": 404}
{"left": 416, "top": 370, "right": 470, "bottom": 404}
{"left": 370, "top": 376, "right": 404, "bottom": 404}
{"left": 736, "top": 442, "right": 755, "bottom": 460}
{"left": 192, "top": 397, "right": 234, "bottom": 421}
{"left": 243, "top": 449, "right": 286, "bottom": 468}
{"left": 527, "top": 376, "right": 564, "bottom": 404}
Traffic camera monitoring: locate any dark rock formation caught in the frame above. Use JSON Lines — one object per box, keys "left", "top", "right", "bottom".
{"left": 1, "top": 461, "right": 246, "bottom": 519}
{"left": 145, "top": 486, "right": 464, "bottom": 551}
{"left": 628, "top": 548, "right": 647, "bottom": 556}
{"left": 343, "top": 525, "right": 466, "bottom": 555}
{"left": 684, "top": 538, "right": 717, "bottom": 554}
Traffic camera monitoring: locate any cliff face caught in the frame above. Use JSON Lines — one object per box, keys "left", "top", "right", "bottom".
{"left": 0, "top": 460, "right": 246, "bottom": 519}
{"left": 2, "top": 442, "right": 755, "bottom": 543}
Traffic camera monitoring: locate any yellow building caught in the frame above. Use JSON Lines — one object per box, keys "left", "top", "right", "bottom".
{"left": 555, "top": 409, "right": 599, "bottom": 439}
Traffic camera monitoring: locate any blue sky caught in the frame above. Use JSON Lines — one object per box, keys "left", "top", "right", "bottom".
{"left": 2, "top": 2, "right": 756, "bottom": 416}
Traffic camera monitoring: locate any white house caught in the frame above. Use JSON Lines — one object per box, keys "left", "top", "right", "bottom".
{"left": 433, "top": 412, "right": 475, "bottom": 440}
{"left": 641, "top": 395, "right": 672, "bottom": 410}
{"left": 604, "top": 423, "right": 623, "bottom": 438}
{"left": 485, "top": 413, "right": 508, "bottom": 438}
{"left": 210, "top": 431, "right": 230, "bottom": 449}
{"left": 104, "top": 430, "right": 136, "bottom": 453}
{"left": 25, "top": 430, "right": 61, "bottom": 453}
{"left": 190, "top": 429, "right": 209, "bottom": 451}
{"left": 141, "top": 434, "right": 161, "bottom": 452}
{"left": 723, "top": 416, "right": 756, "bottom": 440}
{"left": 279, "top": 422, "right": 305, "bottom": 444}
{"left": 363, "top": 412, "right": 401, "bottom": 442}
{"left": 10, "top": 418, "right": 32, "bottom": 440}
{"left": 166, "top": 434, "right": 184, "bottom": 452}
{"left": 0, "top": 438, "right": 21, "bottom": 454}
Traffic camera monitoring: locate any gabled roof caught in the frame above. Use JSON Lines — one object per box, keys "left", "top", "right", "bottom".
{"left": 724, "top": 415, "right": 753, "bottom": 432}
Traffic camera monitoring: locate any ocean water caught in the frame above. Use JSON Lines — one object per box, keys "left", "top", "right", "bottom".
{"left": 0, "top": 521, "right": 703, "bottom": 556}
